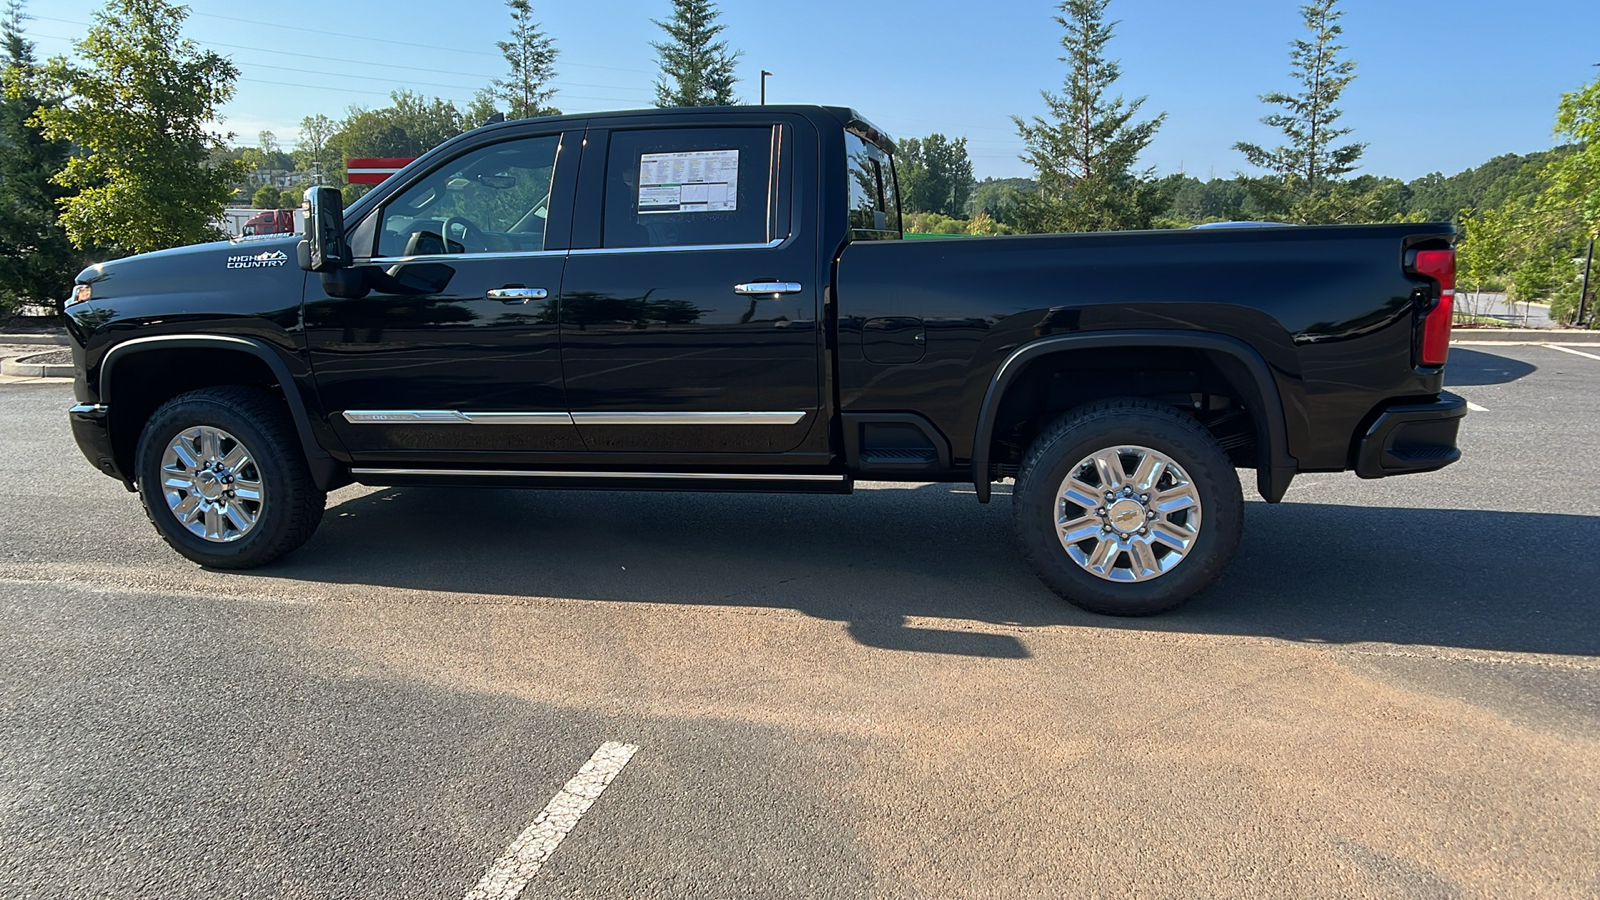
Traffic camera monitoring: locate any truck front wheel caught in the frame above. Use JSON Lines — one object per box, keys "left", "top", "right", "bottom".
{"left": 1013, "top": 399, "right": 1243, "bottom": 616}
{"left": 134, "top": 386, "right": 326, "bottom": 569}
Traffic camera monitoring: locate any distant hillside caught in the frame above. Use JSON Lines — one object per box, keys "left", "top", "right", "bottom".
{"left": 1402, "top": 148, "right": 1569, "bottom": 221}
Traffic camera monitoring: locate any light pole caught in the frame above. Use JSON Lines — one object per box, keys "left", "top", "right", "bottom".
{"left": 760, "top": 70, "right": 772, "bottom": 105}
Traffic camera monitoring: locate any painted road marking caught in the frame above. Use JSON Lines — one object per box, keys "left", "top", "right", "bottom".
{"left": 464, "top": 741, "right": 640, "bottom": 900}
{"left": 1466, "top": 401, "right": 1489, "bottom": 412}
{"left": 1546, "top": 343, "right": 1600, "bottom": 362}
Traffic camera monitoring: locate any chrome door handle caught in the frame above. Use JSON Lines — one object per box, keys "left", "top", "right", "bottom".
{"left": 486, "top": 287, "right": 549, "bottom": 303}
{"left": 734, "top": 282, "right": 803, "bottom": 296}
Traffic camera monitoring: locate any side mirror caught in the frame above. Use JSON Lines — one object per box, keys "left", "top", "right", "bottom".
{"left": 302, "top": 186, "right": 348, "bottom": 272}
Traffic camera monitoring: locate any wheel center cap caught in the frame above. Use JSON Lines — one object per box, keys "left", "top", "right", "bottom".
{"left": 197, "top": 471, "right": 225, "bottom": 501}
{"left": 1107, "top": 499, "right": 1145, "bottom": 531}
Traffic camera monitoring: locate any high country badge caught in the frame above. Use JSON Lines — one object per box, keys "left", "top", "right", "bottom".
{"left": 227, "top": 249, "right": 289, "bottom": 270}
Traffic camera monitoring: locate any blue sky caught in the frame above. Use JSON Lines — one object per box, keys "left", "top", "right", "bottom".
{"left": 29, "top": 0, "right": 1600, "bottom": 182}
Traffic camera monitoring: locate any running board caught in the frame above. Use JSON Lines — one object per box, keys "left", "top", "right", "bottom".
{"left": 350, "top": 467, "right": 854, "bottom": 494}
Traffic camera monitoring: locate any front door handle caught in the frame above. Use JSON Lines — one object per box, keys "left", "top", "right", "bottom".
{"left": 486, "top": 287, "right": 549, "bottom": 303}
{"left": 734, "top": 282, "right": 803, "bottom": 296}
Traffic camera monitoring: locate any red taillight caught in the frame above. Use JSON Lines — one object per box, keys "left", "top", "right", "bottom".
{"left": 1414, "top": 248, "right": 1454, "bottom": 366}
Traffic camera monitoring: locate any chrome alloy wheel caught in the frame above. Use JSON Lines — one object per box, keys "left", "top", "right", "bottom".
{"left": 1055, "top": 445, "right": 1202, "bottom": 583}
{"left": 158, "top": 425, "right": 266, "bottom": 543}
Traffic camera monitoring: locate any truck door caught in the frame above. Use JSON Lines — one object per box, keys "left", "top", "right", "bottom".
{"left": 557, "top": 117, "right": 825, "bottom": 456}
{"left": 303, "top": 126, "right": 584, "bottom": 462}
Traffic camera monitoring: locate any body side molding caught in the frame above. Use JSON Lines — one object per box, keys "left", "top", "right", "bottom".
{"left": 340, "top": 410, "right": 809, "bottom": 426}
{"left": 969, "top": 329, "right": 1298, "bottom": 504}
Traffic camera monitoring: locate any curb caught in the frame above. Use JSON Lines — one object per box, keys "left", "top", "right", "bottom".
{"left": 1, "top": 353, "right": 73, "bottom": 378}
{"left": 1454, "top": 328, "right": 1600, "bottom": 344}
{"left": 0, "top": 333, "right": 69, "bottom": 346}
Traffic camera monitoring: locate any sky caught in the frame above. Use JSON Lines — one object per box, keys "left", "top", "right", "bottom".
{"left": 28, "top": 0, "right": 1600, "bottom": 183}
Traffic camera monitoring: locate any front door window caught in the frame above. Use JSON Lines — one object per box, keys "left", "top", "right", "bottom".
{"left": 377, "top": 135, "right": 561, "bottom": 257}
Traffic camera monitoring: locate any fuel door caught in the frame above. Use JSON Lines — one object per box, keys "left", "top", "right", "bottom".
{"left": 861, "top": 316, "right": 926, "bottom": 364}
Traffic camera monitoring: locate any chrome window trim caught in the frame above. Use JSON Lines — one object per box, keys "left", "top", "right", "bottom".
{"left": 359, "top": 249, "right": 568, "bottom": 265}
{"left": 341, "top": 410, "right": 807, "bottom": 426}
{"left": 568, "top": 237, "right": 786, "bottom": 256}
{"left": 356, "top": 237, "right": 787, "bottom": 264}
{"left": 351, "top": 468, "right": 846, "bottom": 482}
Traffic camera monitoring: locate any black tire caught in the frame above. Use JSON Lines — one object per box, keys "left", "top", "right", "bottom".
{"left": 134, "top": 386, "right": 325, "bottom": 569}
{"left": 1013, "top": 398, "right": 1243, "bottom": 616}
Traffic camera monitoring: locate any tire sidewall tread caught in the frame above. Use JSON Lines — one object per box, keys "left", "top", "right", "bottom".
{"left": 1012, "top": 398, "right": 1243, "bottom": 616}
{"left": 134, "top": 386, "right": 325, "bottom": 569}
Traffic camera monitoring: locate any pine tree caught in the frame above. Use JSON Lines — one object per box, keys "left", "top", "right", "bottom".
{"left": 0, "top": 0, "right": 80, "bottom": 314}
{"left": 1234, "top": 0, "right": 1366, "bottom": 219}
{"left": 491, "top": 0, "right": 559, "bottom": 120}
{"left": 651, "top": 0, "right": 740, "bottom": 108}
{"left": 1012, "top": 0, "right": 1166, "bottom": 233}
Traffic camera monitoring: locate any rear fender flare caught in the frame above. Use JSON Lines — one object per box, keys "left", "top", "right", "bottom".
{"left": 970, "top": 330, "right": 1297, "bottom": 503}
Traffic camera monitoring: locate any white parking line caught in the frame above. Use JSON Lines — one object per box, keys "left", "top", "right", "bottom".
{"left": 464, "top": 741, "right": 640, "bottom": 900}
{"left": 1546, "top": 344, "right": 1600, "bottom": 362}
{"left": 1466, "top": 401, "right": 1489, "bottom": 412}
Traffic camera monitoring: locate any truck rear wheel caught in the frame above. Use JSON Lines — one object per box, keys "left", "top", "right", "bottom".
{"left": 134, "top": 386, "right": 325, "bottom": 569}
{"left": 1013, "top": 399, "right": 1242, "bottom": 616}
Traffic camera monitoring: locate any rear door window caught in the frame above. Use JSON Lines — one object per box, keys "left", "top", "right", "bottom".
{"left": 602, "top": 127, "right": 779, "bottom": 249}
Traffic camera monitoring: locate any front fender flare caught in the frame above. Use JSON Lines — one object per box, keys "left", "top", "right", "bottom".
{"left": 99, "top": 333, "right": 345, "bottom": 492}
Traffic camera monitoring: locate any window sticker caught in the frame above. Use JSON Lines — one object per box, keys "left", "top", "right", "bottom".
{"left": 638, "top": 149, "right": 739, "bottom": 214}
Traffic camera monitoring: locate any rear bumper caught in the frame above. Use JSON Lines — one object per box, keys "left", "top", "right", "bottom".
{"left": 1353, "top": 391, "right": 1467, "bottom": 479}
{"left": 69, "top": 402, "right": 127, "bottom": 484}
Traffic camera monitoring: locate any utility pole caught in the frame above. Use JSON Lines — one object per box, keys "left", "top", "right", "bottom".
{"left": 760, "top": 70, "right": 772, "bottom": 105}
{"left": 1580, "top": 236, "right": 1595, "bottom": 327}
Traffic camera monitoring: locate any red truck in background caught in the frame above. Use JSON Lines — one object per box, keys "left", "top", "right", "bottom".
{"left": 241, "top": 208, "right": 299, "bottom": 236}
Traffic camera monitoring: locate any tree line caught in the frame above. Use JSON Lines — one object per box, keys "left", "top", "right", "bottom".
{"left": 0, "top": 0, "right": 740, "bottom": 313}
{"left": 893, "top": 0, "right": 1597, "bottom": 326}
{"left": 1, "top": 0, "right": 1595, "bottom": 326}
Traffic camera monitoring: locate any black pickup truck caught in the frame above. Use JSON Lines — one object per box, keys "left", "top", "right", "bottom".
{"left": 64, "top": 105, "right": 1466, "bottom": 615}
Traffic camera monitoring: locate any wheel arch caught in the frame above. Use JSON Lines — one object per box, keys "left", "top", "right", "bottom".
{"left": 970, "top": 330, "right": 1298, "bottom": 504}
{"left": 99, "top": 334, "right": 346, "bottom": 492}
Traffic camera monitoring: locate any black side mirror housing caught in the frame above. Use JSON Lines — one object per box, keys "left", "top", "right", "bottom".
{"left": 302, "top": 186, "right": 348, "bottom": 272}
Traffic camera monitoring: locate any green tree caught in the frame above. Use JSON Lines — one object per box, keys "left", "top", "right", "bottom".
{"left": 293, "top": 113, "right": 336, "bottom": 184}
{"left": 251, "top": 183, "right": 279, "bottom": 209}
{"left": 1545, "top": 74, "right": 1600, "bottom": 240}
{"left": 489, "top": 0, "right": 560, "bottom": 120}
{"left": 1540, "top": 73, "right": 1599, "bottom": 324}
{"left": 0, "top": 0, "right": 80, "bottom": 314}
{"left": 1012, "top": 0, "right": 1167, "bottom": 233}
{"left": 652, "top": 0, "right": 740, "bottom": 107}
{"left": 1234, "top": 0, "right": 1367, "bottom": 222}
{"left": 897, "top": 133, "right": 974, "bottom": 218}
{"left": 1455, "top": 206, "right": 1512, "bottom": 321}
{"left": 34, "top": 0, "right": 243, "bottom": 254}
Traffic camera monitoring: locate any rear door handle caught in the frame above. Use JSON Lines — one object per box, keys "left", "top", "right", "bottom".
{"left": 486, "top": 287, "right": 549, "bottom": 303}
{"left": 734, "top": 282, "right": 803, "bottom": 296}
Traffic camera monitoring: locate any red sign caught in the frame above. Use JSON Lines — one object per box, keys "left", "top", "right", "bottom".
{"left": 346, "top": 157, "right": 415, "bottom": 184}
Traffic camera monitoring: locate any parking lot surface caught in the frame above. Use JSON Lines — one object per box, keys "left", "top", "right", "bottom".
{"left": 1, "top": 343, "right": 1597, "bottom": 898}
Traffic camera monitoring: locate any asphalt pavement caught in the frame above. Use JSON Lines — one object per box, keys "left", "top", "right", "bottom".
{"left": 1, "top": 342, "right": 1598, "bottom": 898}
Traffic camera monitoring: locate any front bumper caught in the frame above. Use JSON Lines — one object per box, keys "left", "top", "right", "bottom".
{"left": 1353, "top": 391, "right": 1467, "bottom": 479}
{"left": 69, "top": 402, "right": 128, "bottom": 485}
